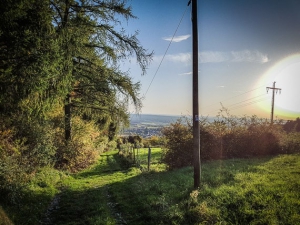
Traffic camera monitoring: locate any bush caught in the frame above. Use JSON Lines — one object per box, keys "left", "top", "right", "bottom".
{"left": 0, "top": 128, "right": 33, "bottom": 204}
{"left": 161, "top": 115, "right": 287, "bottom": 170}
{"left": 55, "top": 117, "right": 102, "bottom": 172}
{"left": 281, "top": 132, "right": 300, "bottom": 154}
{"left": 161, "top": 119, "right": 193, "bottom": 169}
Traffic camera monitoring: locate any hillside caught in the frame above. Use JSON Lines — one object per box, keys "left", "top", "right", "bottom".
{"left": 2, "top": 150, "right": 300, "bottom": 224}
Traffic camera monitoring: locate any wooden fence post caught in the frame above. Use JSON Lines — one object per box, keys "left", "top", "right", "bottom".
{"left": 148, "top": 147, "right": 151, "bottom": 171}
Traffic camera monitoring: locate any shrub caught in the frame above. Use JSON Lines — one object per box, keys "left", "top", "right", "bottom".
{"left": 0, "top": 128, "right": 33, "bottom": 204}
{"left": 161, "top": 119, "right": 193, "bottom": 169}
{"left": 281, "top": 132, "right": 300, "bottom": 154}
{"left": 55, "top": 117, "right": 102, "bottom": 172}
{"left": 161, "top": 114, "right": 286, "bottom": 170}
{"left": 143, "top": 135, "right": 165, "bottom": 148}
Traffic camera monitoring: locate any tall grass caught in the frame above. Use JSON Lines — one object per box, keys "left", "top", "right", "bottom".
{"left": 109, "top": 153, "right": 300, "bottom": 225}
{"left": 2, "top": 149, "right": 300, "bottom": 224}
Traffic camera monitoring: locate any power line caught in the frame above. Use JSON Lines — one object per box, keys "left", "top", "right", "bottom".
{"left": 202, "top": 84, "right": 272, "bottom": 115}
{"left": 203, "top": 92, "right": 271, "bottom": 115}
{"left": 224, "top": 93, "right": 266, "bottom": 108}
{"left": 229, "top": 96, "right": 270, "bottom": 111}
{"left": 203, "top": 84, "right": 271, "bottom": 109}
{"left": 143, "top": 3, "right": 190, "bottom": 98}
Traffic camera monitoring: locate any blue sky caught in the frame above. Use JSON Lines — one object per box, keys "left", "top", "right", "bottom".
{"left": 121, "top": 0, "right": 300, "bottom": 120}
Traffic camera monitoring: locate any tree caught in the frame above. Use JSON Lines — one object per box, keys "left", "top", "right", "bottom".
{"left": 50, "top": 0, "right": 153, "bottom": 140}
{"left": 0, "top": 0, "right": 63, "bottom": 117}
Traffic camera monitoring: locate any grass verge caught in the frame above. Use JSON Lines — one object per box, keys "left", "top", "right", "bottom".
{"left": 109, "top": 154, "right": 300, "bottom": 225}
{"left": 2, "top": 150, "right": 300, "bottom": 225}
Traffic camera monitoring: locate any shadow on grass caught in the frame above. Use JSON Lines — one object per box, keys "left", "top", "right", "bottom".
{"left": 1, "top": 154, "right": 280, "bottom": 225}
{"left": 103, "top": 157, "right": 276, "bottom": 225}
{"left": 0, "top": 187, "right": 56, "bottom": 225}
{"left": 49, "top": 156, "right": 276, "bottom": 225}
{"left": 76, "top": 152, "right": 130, "bottom": 178}
{"left": 49, "top": 185, "right": 113, "bottom": 225}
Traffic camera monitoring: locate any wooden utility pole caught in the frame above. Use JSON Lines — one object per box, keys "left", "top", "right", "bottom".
{"left": 191, "top": 0, "right": 201, "bottom": 188}
{"left": 266, "top": 81, "right": 281, "bottom": 124}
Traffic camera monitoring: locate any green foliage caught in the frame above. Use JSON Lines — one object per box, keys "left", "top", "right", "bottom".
{"left": 283, "top": 117, "right": 300, "bottom": 132}
{"left": 143, "top": 135, "right": 165, "bottom": 147}
{"left": 0, "top": 127, "right": 33, "bottom": 204}
{"left": 55, "top": 117, "right": 103, "bottom": 172}
{"left": 161, "top": 119, "right": 193, "bottom": 169}
{"left": 281, "top": 132, "right": 300, "bottom": 154}
{"left": 162, "top": 113, "right": 290, "bottom": 169}
{"left": 0, "top": 0, "right": 64, "bottom": 116}
{"left": 1, "top": 167, "right": 65, "bottom": 225}
{"left": 50, "top": 0, "right": 152, "bottom": 140}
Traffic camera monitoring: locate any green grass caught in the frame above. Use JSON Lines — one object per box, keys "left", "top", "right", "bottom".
{"left": 2, "top": 149, "right": 300, "bottom": 225}
{"left": 0, "top": 167, "right": 65, "bottom": 225}
{"left": 109, "top": 154, "right": 300, "bottom": 225}
{"left": 135, "top": 147, "right": 167, "bottom": 171}
{"left": 49, "top": 150, "right": 142, "bottom": 225}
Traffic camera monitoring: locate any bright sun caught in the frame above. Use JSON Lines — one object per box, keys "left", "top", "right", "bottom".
{"left": 255, "top": 54, "right": 300, "bottom": 119}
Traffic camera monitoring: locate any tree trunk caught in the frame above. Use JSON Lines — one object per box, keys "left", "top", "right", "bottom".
{"left": 65, "top": 94, "right": 71, "bottom": 141}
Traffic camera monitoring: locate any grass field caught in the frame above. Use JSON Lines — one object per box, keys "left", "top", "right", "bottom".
{"left": 1, "top": 149, "right": 300, "bottom": 224}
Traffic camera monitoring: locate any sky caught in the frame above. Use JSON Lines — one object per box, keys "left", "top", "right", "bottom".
{"left": 120, "top": 0, "right": 300, "bottom": 120}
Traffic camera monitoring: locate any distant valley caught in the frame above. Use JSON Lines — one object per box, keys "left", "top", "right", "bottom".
{"left": 121, "top": 114, "right": 181, "bottom": 137}
{"left": 122, "top": 114, "right": 215, "bottom": 138}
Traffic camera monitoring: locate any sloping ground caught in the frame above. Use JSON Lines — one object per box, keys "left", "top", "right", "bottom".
{"left": 108, "top": 154, "right": 300, "bottom": 224}
{"left": 47, "top": 150, "right": 138, "bottom": 225}
{"left": 47, "top": 150, "right": 300, "bottom": 225}
{"left": 4, "top": 150, "right": 299, "bottom": 224}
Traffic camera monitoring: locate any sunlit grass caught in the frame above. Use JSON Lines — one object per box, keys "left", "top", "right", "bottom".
{"left": 135, "top": 147, "right": 167, "bottom": 171}
{"left": 3, "top": 150, "right": 300, "bottom": 225}
{"left": 109, "top": 153, "right": 300, "bottom": 224}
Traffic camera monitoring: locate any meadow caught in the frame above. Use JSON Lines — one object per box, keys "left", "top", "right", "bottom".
{"left": 1, "top": 148, "right": 300, "bottom": 225}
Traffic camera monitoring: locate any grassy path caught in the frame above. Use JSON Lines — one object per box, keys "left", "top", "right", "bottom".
{"left": 2, "top": 149, "right": 300, "bottom": 224}
{"left": 45, "top": 151, "right": 300, "bottom": 225}
{"left": 47, "top": 150, "right": 139, "bottom": 225}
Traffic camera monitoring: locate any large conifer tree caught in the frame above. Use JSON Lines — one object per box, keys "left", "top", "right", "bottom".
{"left": 50, "top": 0, "right": 152, "bottom": 140}
{"left": 0, "top": 0, "right": 63, "bottom": 116}
{"left": 0, "top": 0, "right": 152, "bottom": 140}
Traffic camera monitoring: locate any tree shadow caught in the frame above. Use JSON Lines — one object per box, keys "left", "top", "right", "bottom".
{"left": 1, "top": 153, "right": 280, "bottom": 225}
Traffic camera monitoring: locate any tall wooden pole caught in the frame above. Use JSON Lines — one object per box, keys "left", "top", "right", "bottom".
{"left": 266, "top": 81, "right": 281, "bottom": 124}
{"left": 192, "top": 0, "right": 201, "bottom": 188}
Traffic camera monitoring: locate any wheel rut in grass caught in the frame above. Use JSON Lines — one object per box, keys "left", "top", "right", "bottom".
{"left": 106, "top": 185, "right": 128, "bottom": 225}
{"left": 40, "top": 192, "right": 61, "bottom": 225}
{"left": 41, "top": 151, "right": 130, "bottom": 225}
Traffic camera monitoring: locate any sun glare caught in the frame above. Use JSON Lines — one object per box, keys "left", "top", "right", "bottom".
{"left": 255, "top": 54, "right": 300, "bottom": 119}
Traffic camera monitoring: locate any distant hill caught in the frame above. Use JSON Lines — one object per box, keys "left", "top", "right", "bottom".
{"left": 129, "top": 114, "right": 216, "bottom": 126}
{"left": 125, "top": 114, "right": 216, "bottom": 137}
{"left": 129, "top": 114, "right": 182, "bottom": 126}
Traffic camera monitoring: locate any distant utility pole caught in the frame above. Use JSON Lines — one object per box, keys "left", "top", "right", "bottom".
{"left": 266, "top": 81, "right": 281, "bottom": 124}
{"left": 191, "top": 0, "right": 201, "bottom": 188}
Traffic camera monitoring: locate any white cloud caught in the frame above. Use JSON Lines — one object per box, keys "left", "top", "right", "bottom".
{"left": 199, "top": 50, "right": 269, "bottom": 64}
{"left": 152, "top": 53, "right": 192, "bottom": 64}
{"left": 152, "top": 50, "right": 269, "bottom": 65}
{"left": 163, "top": 34, "right": 191, "bottom": 42}
{"left": 179, "top": 71, "right": 193, "bottom": 76}
{"left": 165, "top": 53, "right": 192, "bottom": 63}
